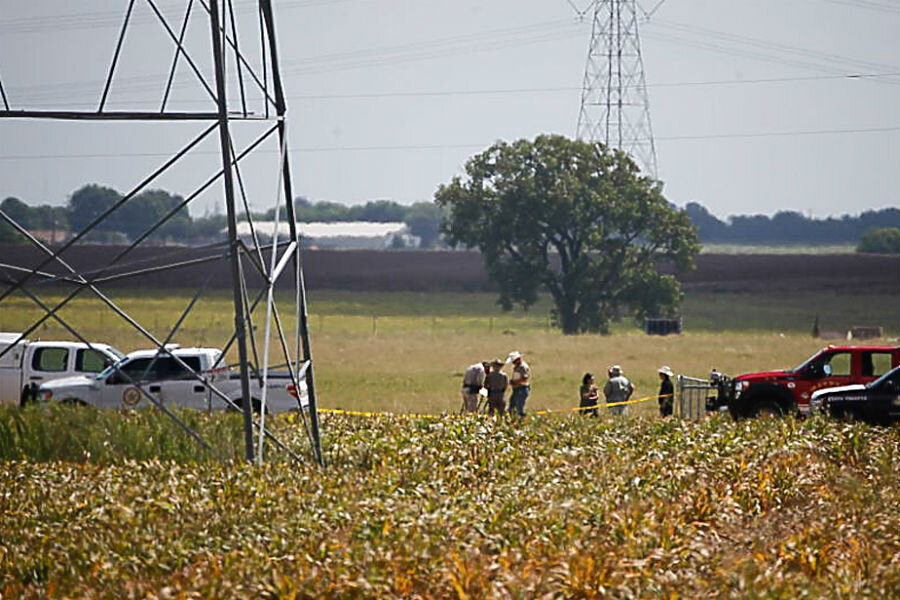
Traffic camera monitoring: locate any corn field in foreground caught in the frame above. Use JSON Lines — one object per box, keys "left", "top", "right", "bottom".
{"left": 1, "top": 407, "right": 899, "bottom": 598}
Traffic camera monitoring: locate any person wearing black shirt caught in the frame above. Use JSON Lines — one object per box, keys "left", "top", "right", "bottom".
{"left": 657, "top": 365, "right": 675, "bottom": 417}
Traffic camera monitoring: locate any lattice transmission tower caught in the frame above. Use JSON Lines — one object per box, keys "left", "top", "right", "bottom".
{"left": 575, "top": 0, "right": 658, "bottom": 178}
{"left": 0, "top": 1, "right": 323, "bottom": 466}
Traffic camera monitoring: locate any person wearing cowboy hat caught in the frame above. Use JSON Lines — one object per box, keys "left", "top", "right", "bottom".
{"left": 657, "top": 365, "right": 675, "bottom": 417}
{"left": 603, "top": 364, "right": 634, "bottom": 416}
{"left": 507, "top": 350, "right": 531, "bottom": 417}
{"left": 484, "top": 358, "right": 509, "bottom": 416}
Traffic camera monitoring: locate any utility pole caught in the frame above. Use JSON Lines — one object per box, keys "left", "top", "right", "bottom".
{"left": 576, "top": 0, "right": 658, "bottom": 178}
{"left": 0, "top": 0, "right": 322, "bottom": 466}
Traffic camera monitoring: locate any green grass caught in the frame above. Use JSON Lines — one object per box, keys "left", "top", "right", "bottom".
{"left": 0, "top": 405, "right": 245, "bottom": 463}
{"left": 0, "top": 288, "right": 896, "bottom": 415}
{"left": 681, "top": 289, "right": 899, "bottom": 335}
{"left": 700, "top": 243, "right": 857, "bottom": 254}
{"left": 2, "top": 413, "right": 900, "bottom": 597}
{"left": 2, "top": 288, "right": 900, "bottom": 596}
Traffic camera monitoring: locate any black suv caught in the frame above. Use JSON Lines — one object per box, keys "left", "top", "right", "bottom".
{"left": 810, "top": 366, "right": 900, "bottom": 425}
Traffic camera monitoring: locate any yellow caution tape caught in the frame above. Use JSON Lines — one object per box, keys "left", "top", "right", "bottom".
{"left": 532, "top": 393, "right": 669, "bottom": 415}
{"left": 318, "top": 394, "right": 673, "bottom": 419}
{"left": 318, "top": 408, "right": 446, "bottom": 419}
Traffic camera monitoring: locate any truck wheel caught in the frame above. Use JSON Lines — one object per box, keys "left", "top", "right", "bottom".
{"left": 752, "top": 399, "right": 783, "bottom": 418}
{"left": 234, "top": 397, "right": 266, "bottom": 414}
{"left": 60, "top": 397, "right": 88, "bottom": 407}
{"left": 251, "top": 398, "right": 269, "bottom": 415}
{"left": 20, "top": 385, "right": 36, "bottom": 406}
{"left": 830, "top": 406, "right": 864, "bottom": 423}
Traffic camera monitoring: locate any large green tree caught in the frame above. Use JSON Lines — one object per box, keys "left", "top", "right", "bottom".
{"left": 435, "top": 135, "right": 700, "bottom": 334}
{"left": 857, "top": 227, "right": 900, "bottom": 254}
{"left": 68, "top": 184, "right": 122, "bottom": 234}
{"left": 0, "top": 197, "right": 27, "bottom": 242}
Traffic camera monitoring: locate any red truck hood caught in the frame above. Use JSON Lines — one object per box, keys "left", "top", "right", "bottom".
{"left": 734, "top": 370, "right": 793, "bottom": 382}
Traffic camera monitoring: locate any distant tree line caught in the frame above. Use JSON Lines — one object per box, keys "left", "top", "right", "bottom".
{"left": 0, "top": 185, "right": 446, "bottom": 248}
{"left": 1, "top": 182, "right": 896, "bottom": 254}
{"left": 1, "top": 185, "right": 195, "bottom": 245}
{"left": 685, "top": 202, "right": 900, "bottom": 248}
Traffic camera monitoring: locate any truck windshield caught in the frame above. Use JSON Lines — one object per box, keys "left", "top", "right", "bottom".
{"left": 96, "top": 360, "right": 123, "bottom": 380}
{"left": 792, "top": 350, "right": 825, "bottom": 374}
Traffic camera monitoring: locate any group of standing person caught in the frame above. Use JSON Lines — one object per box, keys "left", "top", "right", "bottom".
{"left": 579, "top": 365, "right": 675, "bottom": 417}
{"left": 460, "top": 351, "right": 531, "bottom": 417}
{"left": 462, "top": 354, "right": 676, "bottom": 417}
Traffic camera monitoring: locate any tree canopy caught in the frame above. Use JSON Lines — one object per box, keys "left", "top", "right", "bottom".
{"left": 857, "top": 227, "right": 900, "bottom": 254}
{"left": 435, "top": 135, "right": 700, "bottom": 334}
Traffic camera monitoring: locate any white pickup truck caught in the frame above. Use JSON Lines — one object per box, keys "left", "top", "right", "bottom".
{"left": 37, "top": 346, "right": 308, "bottom": 413}
{"left": 0, "top": 332, "right": 124, "bottom": 406}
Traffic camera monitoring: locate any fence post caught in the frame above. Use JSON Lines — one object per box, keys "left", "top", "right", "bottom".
{"left": 372, "top": 315, "right": 377, "bottom": 336}
{"left": 676, "top": 375, "right": 683, "bottom": 418}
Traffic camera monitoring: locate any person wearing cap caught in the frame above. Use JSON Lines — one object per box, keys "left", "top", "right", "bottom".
{"left": 507, "top": 350, "right": 531, "bottom": 417}
{"left": 603, "top": 365, "right": 634, "bottom": 416}
{"left": 484, "top": 358, "right": 509, "bottom": 416}
{"left": 461, "top": 360, "right": 489, "bottom": 413}
{"left": 657, "top": 365, "right": 675, "bottom": 417}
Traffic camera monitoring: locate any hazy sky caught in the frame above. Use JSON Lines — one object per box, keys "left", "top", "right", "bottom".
{"left": 0, "top": 0, "right": 897, "bottom": 219}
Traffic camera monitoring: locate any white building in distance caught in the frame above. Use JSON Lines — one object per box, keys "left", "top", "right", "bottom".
{"left": 234, "top": 221, "right": 418, "bottom": 249}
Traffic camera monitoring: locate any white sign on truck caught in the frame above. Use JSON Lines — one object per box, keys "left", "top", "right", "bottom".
{"left": 38, "top": 346, "right": 308, "bottom": 413}
{"left": 0, "top": 332, "right": 124, "bottom": 406}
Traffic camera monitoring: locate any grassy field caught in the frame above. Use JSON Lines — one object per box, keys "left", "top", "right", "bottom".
{"left": 2, "top": 288, "right": 900, "bottom": 596}
{"left": 700, "top": 243, "right": 857, "bottom": 254}
{"left": 0, "top": 288, "right": 897, "bottom": 415}
{"left": 2, "top": 408, "right": 900, "bottom": 597}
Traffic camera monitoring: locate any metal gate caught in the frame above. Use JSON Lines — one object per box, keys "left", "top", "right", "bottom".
{"left": 677, "top": 375, "right": 712, "bottom": 419}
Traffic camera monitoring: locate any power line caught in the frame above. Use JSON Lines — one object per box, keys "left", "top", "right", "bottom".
{"left": 648, "top": 17, "right": 899, "bottom": 75}
{"left": 1, "top": 18, "right": 584, "bottom": 104}
{"left": 656, "top": 125, "right": 900, "bottom": 141}
{"left": 286, "top": 71, "right": 899, "bottom": 99}
{"left": 819, "top": 0, "right": 900, "bottom": 14}
{"left": 0, "top": 124, "right": 896, "bottom": 161}
{"left": 5, "top": 11, "right": 897, "bottom": 103}
{"left": 644, "top": 29, "right": 900, "bottom": 86}
{"left": 5, "top": 71, "right": 898, "bottom": 109}
{"left": 0, "top": 0, "right": 360, "bottom": 35}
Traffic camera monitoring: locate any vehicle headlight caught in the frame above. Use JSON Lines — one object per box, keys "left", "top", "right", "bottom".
{"left": 733, "top": 381, "right": 746, "bottom": 397}
{"left": 809, "top": 395, "right": 823, "bottom": 412}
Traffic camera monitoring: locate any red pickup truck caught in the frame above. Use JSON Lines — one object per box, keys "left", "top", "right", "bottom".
{"left": 711, "top": 345, "right": 900, "bottom": 418}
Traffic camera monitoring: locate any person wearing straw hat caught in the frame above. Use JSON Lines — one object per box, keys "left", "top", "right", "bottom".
{"left": 603, "top": 365, "right": 634, "bottom": 416}
{"left": 461, "top": 360, "right": 489, "bottom": 413}
{"left": 657, "top": 365, "right": 675, "bottom": 417}
{"left": 507, "top": 350, "right": 531, "bottom": 417}
{"left": 484, "top": 358, "right": 509, "bottom": 416}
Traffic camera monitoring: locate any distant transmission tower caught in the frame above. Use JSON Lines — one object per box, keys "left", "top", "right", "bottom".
{"left": 575, "top": 0, "right": 658, "bottom": 178}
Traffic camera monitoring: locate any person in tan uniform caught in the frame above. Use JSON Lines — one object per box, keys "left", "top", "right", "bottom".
{"left": 484, "top": 358, "right": 509, "bottom": 415}
{"left": 461, "top": 360, "right": 488, "bottom": 413}
{"left": 507, "top": 350, "right": 531, "bottom": 417}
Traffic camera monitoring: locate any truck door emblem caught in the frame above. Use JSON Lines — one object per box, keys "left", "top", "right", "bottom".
{"left": 122, "top": 386, "right": 141, "bottom": 407}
